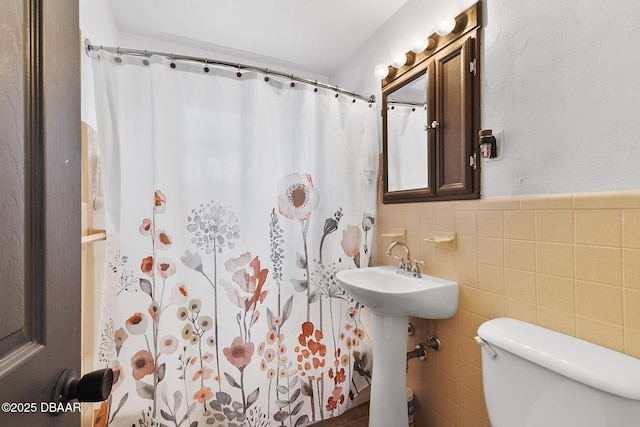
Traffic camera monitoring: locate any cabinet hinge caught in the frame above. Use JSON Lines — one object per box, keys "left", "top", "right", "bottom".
{"left": 469, "top": 153, "right": 477, "bottom": 170}
{"left": 469, "top": 59, "right": 477, "bottom": 76}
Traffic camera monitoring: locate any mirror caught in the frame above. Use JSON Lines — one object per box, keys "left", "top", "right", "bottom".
{"left": 381, "top": 1, "right": 481, "bottom": 203}
{"left": 386, "top": 72, "right": 428, "bottom": 192}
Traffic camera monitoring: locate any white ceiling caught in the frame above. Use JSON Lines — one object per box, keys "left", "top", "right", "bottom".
{"left": 108, "top": 0, "right": 409, "bottom": 77}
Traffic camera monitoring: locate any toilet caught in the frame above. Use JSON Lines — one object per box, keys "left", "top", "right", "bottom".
{"left": 476, "top": 318, "right": 640, "bottom": 427}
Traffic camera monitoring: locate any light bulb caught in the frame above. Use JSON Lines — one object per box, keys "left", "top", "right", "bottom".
{"left": 411, "top": 36, "right": 429, "bottom": 53}
{"left": 391, "top": 53, "right": 408, "bottom": 68}
{"left": 436, "top": 18, "right": 457, "bottom": 36}
{"left": 374, "top": 63, "right": 390, "bottom": 80}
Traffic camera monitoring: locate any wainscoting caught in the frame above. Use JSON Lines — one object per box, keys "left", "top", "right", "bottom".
{"left": 374, "top": 189, "right": 640, "bottom": 426}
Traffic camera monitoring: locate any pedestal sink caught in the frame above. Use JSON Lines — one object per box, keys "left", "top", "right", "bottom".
{"left": 336, "top": 266, "right": 458, "bottom": 427}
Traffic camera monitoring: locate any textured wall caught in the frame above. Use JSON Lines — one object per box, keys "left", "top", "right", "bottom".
{"left": 332, "top": 0, "right": 640, "bottom": 197}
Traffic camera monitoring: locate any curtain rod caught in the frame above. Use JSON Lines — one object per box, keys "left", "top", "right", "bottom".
{"left": 387, "top": 100, "right": 426, "bottom": 108}
{"left": 86, "top": 42, "right": 375, "bottom": 104}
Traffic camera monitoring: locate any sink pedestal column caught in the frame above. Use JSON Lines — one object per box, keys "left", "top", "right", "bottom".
{"left": 369, "top": 313, "right": 409, "bottom": 427}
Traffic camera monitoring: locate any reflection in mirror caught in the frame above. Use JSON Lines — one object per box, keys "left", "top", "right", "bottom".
{"left": 386, "top": 72, "right": 428, "bottom": 192}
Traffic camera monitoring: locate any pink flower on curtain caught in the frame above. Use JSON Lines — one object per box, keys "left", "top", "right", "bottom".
{"left": 111, "top": 360, "right": 124, "bottom": 390}
{"left": 156, "top": 258, "right": 176, "bottom": 279}
{"left": 277, "top": 173, "right": 319, "bottom": 221}
{"left": 223, "top": 336, "right": 255, "bottom": 370}
{"left": 148, "top": 302, "right": 160, "bottom": 323}
{"left": 222, "top": 253, "right": 269, "bottom": 321}
{"left": 154, "top": 190, "right": 166, "bottom": 213}
{"left": 340, "top": 225, "right": 362, "bottom": 257}
{"left": 170, "top": 283, "right": 188, "bottom": 305}
{"left": 192, "top": 366, "right": 213, "bottom": 381}
{"left": 224, "top": 252, "right": 252, "bottom": 273}
{"left": 139, "top": 218, "right": 152, "bottom": 236}
{"left": 131, "top": 349, "right": 155, "bottom": 380}
{"left": 159, "top": 335, "right": 178, "bottom": 354}
{"left": 125, "top": 312, "right": 148, "bottom": 335}
{"left": 235, "top": 256, "right": 269, "bottom": 309}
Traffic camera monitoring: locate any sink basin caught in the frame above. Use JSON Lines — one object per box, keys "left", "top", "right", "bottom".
{"left": 336, "top": 265, "right": 458, "bottom": 318}
{"left": 336, "top": 265, "right": 458, "bottom": 427}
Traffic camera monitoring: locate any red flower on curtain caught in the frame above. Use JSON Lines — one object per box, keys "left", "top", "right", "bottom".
{"left": 155, "top": 230, "right": 173, "bottom": 250}
{"left": 141, "top": 256, "right": 154, "bottom": 276}
{"left": 325, "top": 386, "right": 344, "bottom": 412}
{"left": 296, "top": 321, "right": 327, "bottom": 377}
{"left": 223, "top": 253, "right": 269, "bottom": 312}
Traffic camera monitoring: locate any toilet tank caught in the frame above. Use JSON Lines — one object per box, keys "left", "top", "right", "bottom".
{"left": 476, "top": 318, "right": 640, "bottom": 427}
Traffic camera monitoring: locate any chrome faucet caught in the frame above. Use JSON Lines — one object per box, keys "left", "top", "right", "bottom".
{"left": 385, "top": 241, "right": 424, "bottom": 277}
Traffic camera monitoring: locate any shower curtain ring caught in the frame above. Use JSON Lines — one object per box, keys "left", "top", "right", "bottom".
{"left": 115, "top": 47, "right": 122, "bottom": 63}
{"left": 236, "top": 63, "right": 242, "bottom": 78}
{"left": 313, "top": 80, "right": 318, "bottom": 93}
{"left": 170, "top": 54, "right": 176, "bottom": 69}
{"left": 204, "top": 58, "right": 209, "bottom": 73}
{"left": 142, "top": 50, "right": 149, "bottom": 66}
{"left": 264, "top": 68, "right": 270, "bottom": 82}
{"left": 290, "top": 74, "right": 295, "bottom": 87}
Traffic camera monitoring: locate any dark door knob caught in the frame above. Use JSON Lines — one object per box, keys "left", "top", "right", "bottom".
{"left": 51, "top": 368, "right": 113, "bottom": 405}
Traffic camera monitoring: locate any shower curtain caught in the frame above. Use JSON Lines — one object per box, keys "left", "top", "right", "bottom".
{"left": 90, "top": 50, "right": 378, "bottom": 427}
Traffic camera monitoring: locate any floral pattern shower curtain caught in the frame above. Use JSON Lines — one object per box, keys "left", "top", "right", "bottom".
{"left": 90, "top": 51, "right": 378, "bottom": 427}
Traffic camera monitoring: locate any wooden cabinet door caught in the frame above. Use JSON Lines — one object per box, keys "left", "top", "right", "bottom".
{"left": 0, "top": 0, "right": 81, "bottom": 425}
{"left": 433, "top": 34, "right": 479, "bottom": 198}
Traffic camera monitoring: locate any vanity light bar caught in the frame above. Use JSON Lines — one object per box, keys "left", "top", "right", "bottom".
{"left": 374, "top": 1, "right": 480, "bottom": 82}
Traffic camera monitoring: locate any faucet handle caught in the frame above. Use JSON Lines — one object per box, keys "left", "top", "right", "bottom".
{"left": 411, "top": 259, "right": 425, "bottom": 274}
